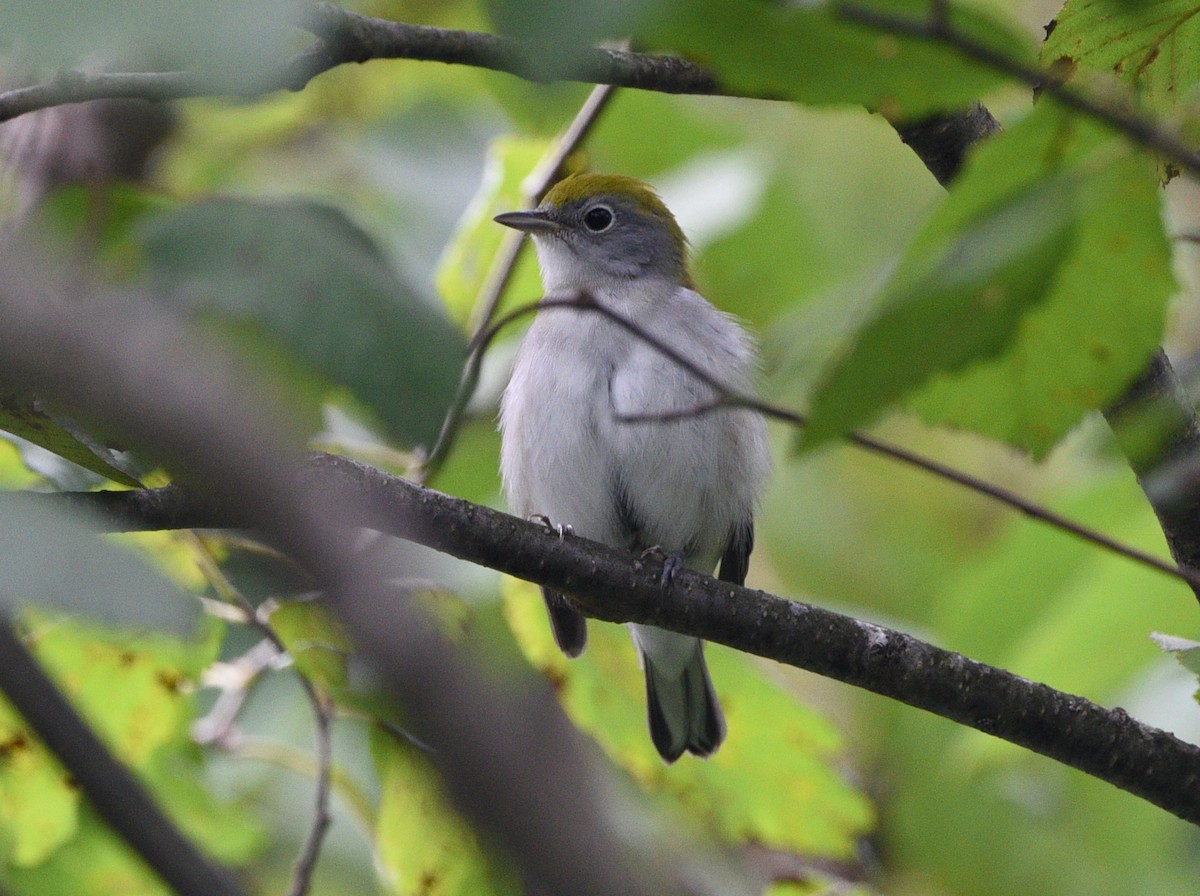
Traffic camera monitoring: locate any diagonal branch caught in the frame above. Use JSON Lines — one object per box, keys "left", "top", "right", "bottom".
{"left": 23, "top": 453, "right": 1200, "bottom": 825}
{"left": 421, "top": 78, "right": 620, "bottom": 482}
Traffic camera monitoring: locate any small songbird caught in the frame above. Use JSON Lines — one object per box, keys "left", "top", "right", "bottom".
{"left": 495, "top": 173, "right": 770, "bottom": 762}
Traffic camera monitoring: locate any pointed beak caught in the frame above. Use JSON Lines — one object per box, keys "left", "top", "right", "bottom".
{"left": 493, "top": 210, "right": 562, "bottom": 234}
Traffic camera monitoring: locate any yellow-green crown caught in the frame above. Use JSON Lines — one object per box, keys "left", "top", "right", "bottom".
{"left": 541, "top": 173, "right": 688, "bottom": 254}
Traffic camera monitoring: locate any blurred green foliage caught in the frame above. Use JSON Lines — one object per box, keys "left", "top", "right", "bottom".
{"left": 2, "top": 1, "right": 1200, "bottom": 895}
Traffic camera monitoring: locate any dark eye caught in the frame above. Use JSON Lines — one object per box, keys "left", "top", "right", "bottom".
{"left": 583, "top": 205, "right": 613, "bottom": 232}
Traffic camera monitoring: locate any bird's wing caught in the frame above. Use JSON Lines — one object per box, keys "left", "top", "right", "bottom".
{"left": 717, "top": 519, "right": 754, "bottom": 586}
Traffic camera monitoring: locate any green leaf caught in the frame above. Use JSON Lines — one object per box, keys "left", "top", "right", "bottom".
{"left": 503, "top": 579, "right": 873, "bottom": 858}
{"left": 0, "top": 730, "right": 78, "bottom": 868}
{"left": 907, "top": 107, "right": 1173, "bottom": 456}
{"left": 1041, "top": 1, "right": 1200, "bottom": 180}
{"left": 794, "top": 100, "right": 1174, "bottom": 456}
{"left": 372, "top": 730, "right": 520, "bottom": 896}
{"left": 435, "top": 135, "right": 550, "bottom": 326}
{"left": 139, "top": 199, "right": 468, "bottom": 450}
{"left": 0, "top": 396, "right": 142, "bottom": 488}
{"left": 25, "top": 615, "right": 217, "bottom": 764}
{"left": 1042, "top": 0, "right": 1200, "bottom": 115}
{"left": 32, "top": 184, "right": 175, "bottom": 279}
{"left": 3, "top": 813, "right": 165, "bottom": 896}
{"left": 641, "top": 0, "right": 1035, "bottom": 119}
{"left": 267, "top": 599, "right": 353, "bottom": 695}
{"left": 484, "top": 0, "right": 658, "bottom": 74}
{"left": 801, "top": 174, "right": 1080, "bottom": 447}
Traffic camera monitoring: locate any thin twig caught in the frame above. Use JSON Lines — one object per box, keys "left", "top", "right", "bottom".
{"left": 420, "top": 80, "right": 620, "bottom": 482}
{"left": 231, "top": 736, "right": 376, "bottom": 836}
{"left": 469, "top": 77, "right": 621, "bottom": 334}
{"left": 475, "top": 293, "right": 1200, "bottom": 594}
{"left": 187, "top": 534, "right": 334, "bottom": 896}
{"left": 285, "top": 689, "right": 333, "bottom": 896}
{"left": 192, "top": 638, "right": 283, "bottom": 747}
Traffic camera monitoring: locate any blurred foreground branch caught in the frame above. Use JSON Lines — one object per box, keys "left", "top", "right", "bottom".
{"left": 0, "top": 249, "right": 733, "bottom": 896}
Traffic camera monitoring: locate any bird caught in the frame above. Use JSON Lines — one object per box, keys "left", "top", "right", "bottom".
{"left": 495, "top": 173, "right": 770, "bottom": 762}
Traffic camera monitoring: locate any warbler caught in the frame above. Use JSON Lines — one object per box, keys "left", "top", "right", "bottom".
{"left": 495, "top": 173, "right": 770, "bottom": 762}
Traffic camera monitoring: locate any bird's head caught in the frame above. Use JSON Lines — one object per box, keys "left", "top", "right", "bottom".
{"left": 495, "top": 173, "right": 692, "bottom": 294}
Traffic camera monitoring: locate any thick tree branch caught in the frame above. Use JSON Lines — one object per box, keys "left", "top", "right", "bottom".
{"left": 1104, "top": 350, "right": 1200, "bottom": 601}
{"left": 23, "top": 453, "right": 1200, "bottom": 825}
{"left": 299, "top": 3, "right": 720, "bottom": 93}
{"left": 893, "top": 102, "right": 1001, "bottom": 187}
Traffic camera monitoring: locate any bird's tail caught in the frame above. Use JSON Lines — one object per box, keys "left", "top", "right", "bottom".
{"left": 632, "top": 625, "right": 725, "bottom": 762}
{"left": 541, "top": 587, "right": 587, "bottom": 657}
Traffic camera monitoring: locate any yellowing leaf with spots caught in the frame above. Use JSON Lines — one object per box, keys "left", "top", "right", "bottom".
{"left": 372, "top": 730, "right": 520, "bottom": 896}
{"left": 0, "top": 615, "right": 263, "bottom": 892}
{"left": 503, "top": 579, "right": 872, "bottom": 859}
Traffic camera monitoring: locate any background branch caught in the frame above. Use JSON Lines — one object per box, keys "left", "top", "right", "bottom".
{"left": 0, "top": 5, "right": 722, "bottom": 126}
{"left": 1, "top": 1, "right": 1198, "bottom": 189}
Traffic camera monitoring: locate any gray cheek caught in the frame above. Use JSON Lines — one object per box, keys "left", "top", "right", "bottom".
{"left": 604, "top": 232, "right": 659, "bottom": 278}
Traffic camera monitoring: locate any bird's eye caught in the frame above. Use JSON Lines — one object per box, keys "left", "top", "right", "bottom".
{"left": 583, "top": 206, "right": 614, "bottom": 232}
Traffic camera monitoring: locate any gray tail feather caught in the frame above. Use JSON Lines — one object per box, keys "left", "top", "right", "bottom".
{"left": 541, "top": 587, "right": 587, "bottom": 658}
{"left": 643, "top": 644, "right": 726, "bottom": 762}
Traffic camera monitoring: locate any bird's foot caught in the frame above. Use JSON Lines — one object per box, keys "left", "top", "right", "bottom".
{"left": 640, "top": 545, "right": 685, "bottom": 587}
{"left": 660, "top": 552, "right": 685, "bottom": 587}
{"left": 529, "top": 514, "right": 574, "bottom": 541}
